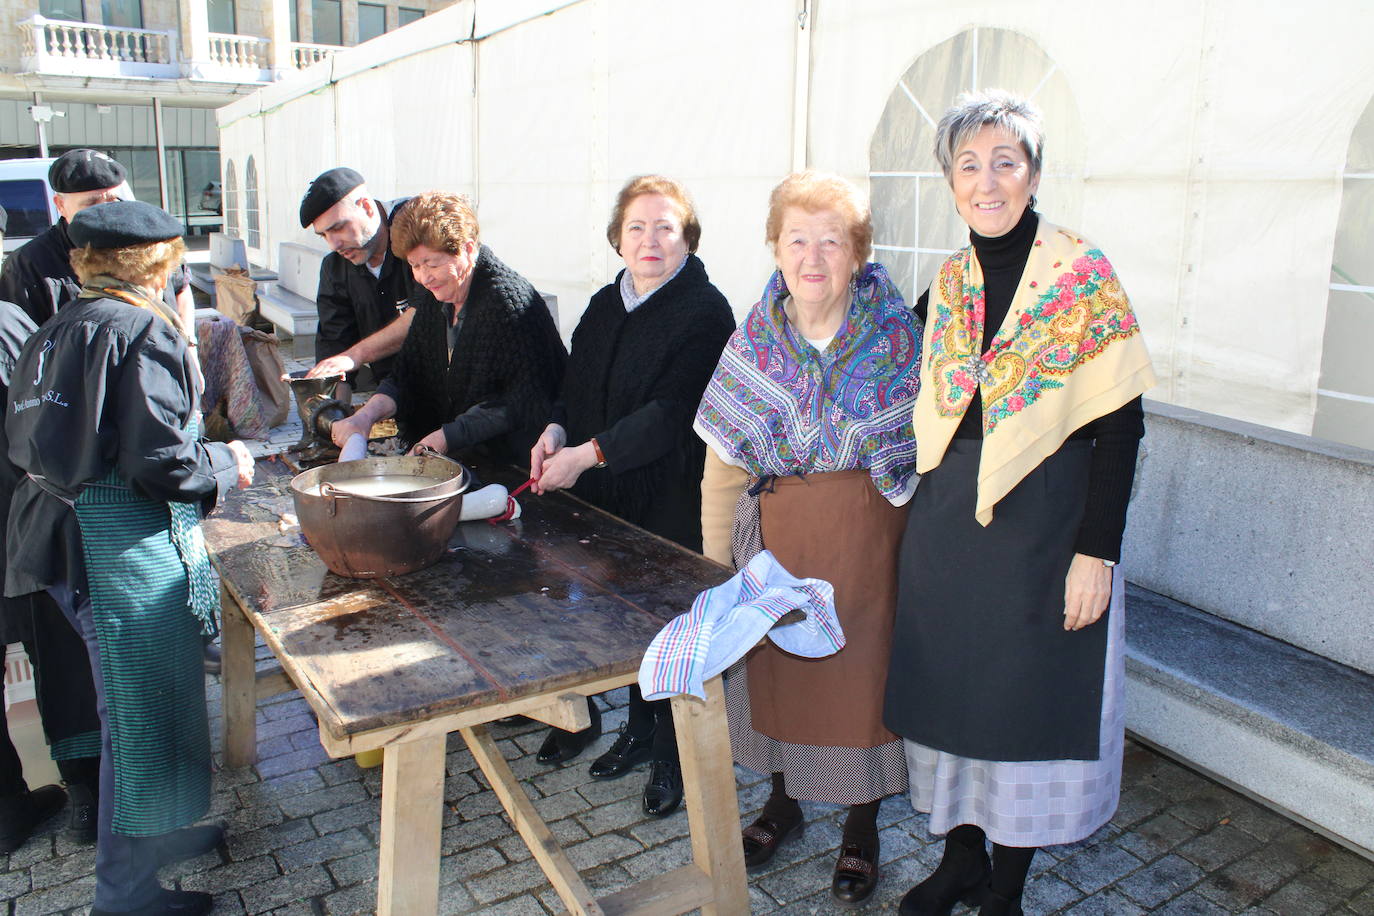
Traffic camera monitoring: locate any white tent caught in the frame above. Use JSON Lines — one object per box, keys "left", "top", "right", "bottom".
{"left": 217, "top": 0, "right": 1374, "bottom": 448}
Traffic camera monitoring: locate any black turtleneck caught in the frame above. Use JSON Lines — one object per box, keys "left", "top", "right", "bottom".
{"left": 912, "top": 208, "right": 1144, "bottom": 562}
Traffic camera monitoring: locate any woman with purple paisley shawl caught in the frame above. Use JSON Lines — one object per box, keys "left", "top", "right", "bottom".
{"left": 695, "top": 171, "right": 921, "bottom": 906}
{"left": 884, "top": 92, "right": 1156, "bottom": 916}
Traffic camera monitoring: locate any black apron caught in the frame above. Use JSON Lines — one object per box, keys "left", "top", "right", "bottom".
{"left": 885, "top": 438, "right": 1109, "bottom": 761}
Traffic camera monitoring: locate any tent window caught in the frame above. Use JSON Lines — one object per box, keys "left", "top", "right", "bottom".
{"left": 244, "top": 156, "right": 260, "bottom": 250}
{"left": 224, "top": 160, "right": 240, "bottom": 239}
{"left": 867, "top": 27, "right": 1083, "bottom": 308}
{"left": 1314, "top": 97, "right": 1374, "bottom": 449}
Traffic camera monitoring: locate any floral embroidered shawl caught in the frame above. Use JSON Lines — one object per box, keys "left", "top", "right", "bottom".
{"left": 913, "top": 220, "right": 1156, "bottom": 525}
{"left": 694, "top": 262, "right": 922, "bottom": 506}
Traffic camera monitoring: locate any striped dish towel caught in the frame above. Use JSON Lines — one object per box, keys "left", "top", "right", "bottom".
{"left": 638, "top": 550, "right": 842, "bottom": 701}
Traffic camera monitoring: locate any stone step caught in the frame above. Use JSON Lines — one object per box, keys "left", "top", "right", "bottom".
{"left": 1125, "top": 583, "right": 1374, "bottom": 859}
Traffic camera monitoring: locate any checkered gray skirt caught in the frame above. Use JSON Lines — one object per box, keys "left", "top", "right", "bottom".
{"left": 905, "top": 569, "right": 1126, "bottom": 847}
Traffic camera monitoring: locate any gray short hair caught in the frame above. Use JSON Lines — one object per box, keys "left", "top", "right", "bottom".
{"left": 934, "top": 90, "right": 1044, "bottom": 182}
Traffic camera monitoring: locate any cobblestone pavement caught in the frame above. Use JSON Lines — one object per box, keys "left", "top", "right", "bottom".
{"left": 4, "top": 674, "right": 1373, "bottom": 915}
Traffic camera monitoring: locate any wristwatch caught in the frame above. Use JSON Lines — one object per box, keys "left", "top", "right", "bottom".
{"left": 591, "top": 438, "right": 608, "bottom": 469}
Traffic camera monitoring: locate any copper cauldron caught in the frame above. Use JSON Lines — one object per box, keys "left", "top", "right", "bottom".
{"left": 289, "top": 452, "right": 469, "bottom": 578}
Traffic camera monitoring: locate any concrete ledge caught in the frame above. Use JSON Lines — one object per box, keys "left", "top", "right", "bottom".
{"left": 1124, "top": 400, "right": 1374, "bottom": 674}
{"left": 1125, "top": 583, "right": 1374, "bottom": 857}
{"left": 257, "top": 283, "right": 319, "bottom": 338}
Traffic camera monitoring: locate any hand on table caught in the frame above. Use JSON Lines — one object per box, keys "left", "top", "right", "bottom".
{"left": 306, "top": 353, "right": 357, "bottom": 379}
{"left": 529, "top": 424, "right": 567, "bottom": 485}
{"left": 1063, "top": 552, "right": 1112, "bottom": 631}
{"left": 408, "top": 429, "right": 449, "bottom": 456}
{"left": 535, "top": 441, "right": 598, "bottom": 494}
{"left": 226, "top": 440, "right": 255, "bottom": 489}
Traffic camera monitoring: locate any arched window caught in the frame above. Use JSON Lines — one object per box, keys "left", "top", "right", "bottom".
{"left": 868, "top": 27, "right": 1084, "bottom": 306}
{"left": 223, "top": 159, "right": 240, "bottom": 239}
{"left": 1316, "top": 97, "right": 1374, "bottom": 450}
{"left": 244, "top": 155, "right": 260, "bottom": 250}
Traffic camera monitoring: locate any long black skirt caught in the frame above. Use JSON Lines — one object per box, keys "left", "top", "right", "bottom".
{"left": 884, "top": 438, "right": 1109, "bottom": 762}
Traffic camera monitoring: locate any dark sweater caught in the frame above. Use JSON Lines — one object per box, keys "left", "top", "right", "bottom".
{"left": 914, "top": 208, "right": 1143, "bottom": 561}
{"left": 552, "top": 255, "right": 734, "bottom": 550}
{"left": 382, "top": 246, "right": 566, "bottom": 463}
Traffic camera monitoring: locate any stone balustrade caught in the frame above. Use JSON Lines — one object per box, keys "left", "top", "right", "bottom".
{"left": 291, "top": 42, "right": 340, "bottom": 70}
{"left": 19, "top": 14, "right": 179, "bottom": 78}
{"left": 208, "top": 32, "right": 271, "bottom": 70}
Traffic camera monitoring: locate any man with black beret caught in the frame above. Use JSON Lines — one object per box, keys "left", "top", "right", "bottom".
{"left": 0, "top": 149, "right": 128, "bottom": 325}
{"left": 7, "top": 199, "right": 253, "bottom": 916}
{"left": 299, "top": 167, "right": 417, "bottom": 403}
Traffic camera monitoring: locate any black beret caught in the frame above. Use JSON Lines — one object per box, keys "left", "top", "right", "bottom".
{"left": 69, "top": 201, "right": 182, "bottom": 249}
{"left": 299, "top": 167, "right": 365, "bottom": 228}
{"left": 48, "top": 148, "right": 127, "bottom": 194}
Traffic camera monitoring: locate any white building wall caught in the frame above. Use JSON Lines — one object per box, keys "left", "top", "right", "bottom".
{"left": 217, "top": 0, "right": 1374, "bottom": 439}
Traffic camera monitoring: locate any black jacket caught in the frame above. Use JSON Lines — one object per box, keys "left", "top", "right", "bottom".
{"left": 5, "top": 288, "right": 239, "bottom": 598}
{"left": 314, "top": 198, "right": 416, "bottom": 383}
{"left": 554, "top": 255, "right": 734, "bottom": 549}
{"left": 0, "top": 221, "right": 80, "bottom": 325}
{"left": 384, "top": 246, "right": 566, "bottom": 463}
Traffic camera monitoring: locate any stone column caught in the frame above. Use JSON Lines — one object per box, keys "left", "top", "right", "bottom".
{"left": 178, "top": 0, "right": 211, "bottom": 75}
{"left": 268, "top": 0, "right": 294, "bottom": 78}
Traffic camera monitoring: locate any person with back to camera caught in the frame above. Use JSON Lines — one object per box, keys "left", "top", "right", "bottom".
{"left": 695, "top": 171, "right": 922, "bottom": 905}
{"left": 529, "top": 175, "right": 735, "bottom": 817}
{"left": 884, "top": 91, "right": 1156, "bottom": 916}
{"left": 327, "top": 191, "right": 566, "bottom": 462}
{"left": 5, "top": 200, "right": 256, "bottom": 915}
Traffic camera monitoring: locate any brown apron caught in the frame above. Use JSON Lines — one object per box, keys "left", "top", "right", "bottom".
{"left": 747, "top": 468, "right": 909, "bottom": 748}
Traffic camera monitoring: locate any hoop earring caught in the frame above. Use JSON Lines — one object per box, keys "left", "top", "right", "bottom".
{"left": 1029, "top": 195, "right": 1038, "bottom": 210}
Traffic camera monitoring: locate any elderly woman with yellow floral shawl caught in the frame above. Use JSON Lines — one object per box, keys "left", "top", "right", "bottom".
{"left": 884, "top": 92, "right": 1156, "bottom": 916}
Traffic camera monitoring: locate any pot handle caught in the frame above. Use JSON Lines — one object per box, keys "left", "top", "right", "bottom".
{"left": 317, "top": 468, "right": 469, "bottom": 504}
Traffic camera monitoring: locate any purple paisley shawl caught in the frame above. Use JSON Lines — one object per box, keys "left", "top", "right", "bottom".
{"left": 693, "top": 262, "right": 922, "bottom": 504}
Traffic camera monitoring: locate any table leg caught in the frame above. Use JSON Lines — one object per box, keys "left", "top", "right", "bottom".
{"left": 672, "top": 675, "right": 749, "bottom": 915}
{"left": 377, "top": 736, "right": 446, "bottom": 916}
{"left": 220, "top": 585, "right": 258, "bottom": 768}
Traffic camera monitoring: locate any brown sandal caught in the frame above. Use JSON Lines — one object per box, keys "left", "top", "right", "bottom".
{"left": 741, "top": 813, "right": 805, "bottom": 868}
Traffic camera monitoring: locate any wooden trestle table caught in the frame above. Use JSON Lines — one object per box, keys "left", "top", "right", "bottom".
{"left": 201, "top": 457, "right": 749, "bottom": 916}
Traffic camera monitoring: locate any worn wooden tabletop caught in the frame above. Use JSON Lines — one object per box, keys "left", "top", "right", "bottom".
{"left": 201, "top": 456, "right": 726, "bottom": 742}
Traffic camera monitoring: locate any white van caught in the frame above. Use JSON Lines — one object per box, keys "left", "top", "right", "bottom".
{"left": 0, "top": 158, "right": 58, "bottom": 260}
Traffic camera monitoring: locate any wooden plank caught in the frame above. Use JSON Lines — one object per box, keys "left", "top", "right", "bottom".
{"left": 376, "top": 735, "right": 446, "bottom": 916}
{"left": 316, "top": 672, "right": 636, "bottom": 757}
{"left": 255, "top": 664, "right": 294, "bottom": 699}
{"left": 672, "top": 677, "right": 749, "bottom": 916}
{"left": 462, "top": 725, "right": 604, "bottom": 916}
{"left": 578, "top": 865, "right": 714, "bottom": 916}
{"left": 221, "top": 586, "right": 259, "bottom": 768}
{"left": 523, "top": 693, "right": 592, "bottom": 731}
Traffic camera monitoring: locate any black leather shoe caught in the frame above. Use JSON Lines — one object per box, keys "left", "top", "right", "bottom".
{"left": 91, "top": 887, "right": 213, "bottom": 915}
{"left": 741, "top": 810, "right": 804, "bottom": 869}
{"left": 0, "top": 784, "right": 66, "bottom": 854}
{"left": 641, "top": 757, "right": 682, "bottom": 817}
{"left": 898, "top": 837, "right": 990, "bottom": 915}
{"left": 589, "top": 726, "right": 655, "bottom": 780}
{"left": 157, "top": 824, "right": 225, "bottom": 865}
{"left": 536, "top": 702, "right": 602, "bottom": 765}
{"left": 65, "top": 782, "right": 96, "bottom": 845}
{"left": 832, "top": 839, "right": 880, "bottom": 905}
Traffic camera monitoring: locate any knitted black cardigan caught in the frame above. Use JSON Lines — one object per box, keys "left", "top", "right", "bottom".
{"left": 555, "top": 255, "right": 735, "bottom": 550}
{"left": 389, "top": 246, "right": 566, "bottom": 462}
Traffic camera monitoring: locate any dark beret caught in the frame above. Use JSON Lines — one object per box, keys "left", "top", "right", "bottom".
{"left": 48, "top": 148, "right": 126, "bottom": 194}
{"left": 299, "top": 167, "right": 365, "bottom": 228}
{"left": 69, "top": 201, "right": 182, "bottom": 249}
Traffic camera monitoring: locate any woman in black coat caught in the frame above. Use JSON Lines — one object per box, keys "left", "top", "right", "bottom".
{"left": 530, "top": 175, "right": 735, "bottom": 817}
